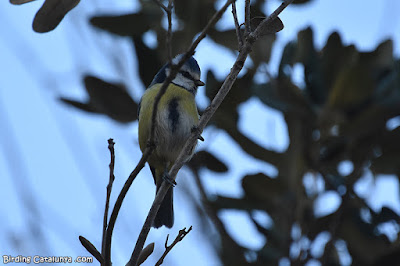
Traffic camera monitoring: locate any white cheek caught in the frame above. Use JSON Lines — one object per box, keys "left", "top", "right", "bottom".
{"left": 172, "top": 74, "right": 194, "bottom": 90}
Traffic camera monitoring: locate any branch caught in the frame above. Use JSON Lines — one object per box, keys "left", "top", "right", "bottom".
{"left": 155, "top": 227, "right": 193, "bottom": 266}
{"left": 128, "top": 1, "right": 294, "bottom": 266}
{"left": 103, "top": 145, "right": 154, "bottom": 266}
{"left": 231, "top": 1, "right": 243, "bottom": 48}
{"left": 101, "top": 138, "right": 115, "bottom": 257}
{"left": 166, "top": 0, "right": 173, "bottom": 62}
{"left": 153, "top": 0, "right": 174, "bottom": 62}
{"left": 244, "top": 0, "right": 251, "bottom": 35}
{"left": 128, "top": 1, "right": 236, "bottom": 265}
{"left": 152, "top": 0, "right": 169, "bottom": 13}
{"left": 80, "top": 139, "right": 115, "bottom": 265}
{"left": 104, "top": 0, "right": 218, "bottom": 262}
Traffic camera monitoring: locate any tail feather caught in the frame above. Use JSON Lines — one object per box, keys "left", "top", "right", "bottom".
{"left": 150, "top": 166, "right": 174, "bottom": 228}
{"left": 153, "top": 186, "right": 174, "bottom": 228}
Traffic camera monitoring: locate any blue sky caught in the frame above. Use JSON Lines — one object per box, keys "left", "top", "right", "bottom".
{"left": 1, "top": 0, "right": 400, "bottom": 265}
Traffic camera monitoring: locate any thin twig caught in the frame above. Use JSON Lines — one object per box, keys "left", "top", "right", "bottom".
{"left": 166, "top": 0, "right": 173, "bottom": 63}
{"left": 103, "top": 146, "right": 154, "bottom": 266}
{"left": 244, "top": 0, "right": 251, "bottom": 35}
{"left": 153, "top": 0, "right": 169, "bottom": 13}
{"left": 231, "top": 1, "right": 243, "bottom": 48}
{"left": 154, "top": 0, "right": 174, "bottom": 62}
{"left": 155, "top": 227, "right": 193, "bottom": 266}
{"left": 128, "top": 1, "right": 294, "bottom": 266}
{"left": 101, "top": 139, "right": 115, "bottom": 257}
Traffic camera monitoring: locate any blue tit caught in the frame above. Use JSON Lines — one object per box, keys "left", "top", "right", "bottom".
{"left": 138, "top": 54, "right": 204, "bottom": 228}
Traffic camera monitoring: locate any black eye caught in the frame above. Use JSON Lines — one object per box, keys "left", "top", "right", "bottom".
{"left": 180, "top": 71, "right": 194, "bottom": 81}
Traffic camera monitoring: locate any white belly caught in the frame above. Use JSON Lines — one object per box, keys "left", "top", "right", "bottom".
{"left": 154, "top": 105, "right": 197, "bottom": 164}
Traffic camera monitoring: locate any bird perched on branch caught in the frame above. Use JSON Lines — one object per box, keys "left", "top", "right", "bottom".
{"left": 138, "top": 54, "right": 204, "bottom": 228}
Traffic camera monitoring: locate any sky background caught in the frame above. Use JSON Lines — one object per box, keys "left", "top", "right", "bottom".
{"left": 1, "top": 0, "right": 400, "bottom": 265}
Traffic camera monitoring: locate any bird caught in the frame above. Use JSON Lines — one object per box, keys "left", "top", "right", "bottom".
{"left": 138, "top": 54, "right": 204, "bottom": 228}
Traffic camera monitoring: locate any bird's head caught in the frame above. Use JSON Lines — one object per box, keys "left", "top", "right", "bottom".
{"left": 150, "top": 54, "right": 204, "bottom": 94}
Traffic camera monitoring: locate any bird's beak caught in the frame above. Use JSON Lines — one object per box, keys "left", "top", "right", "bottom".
{"left": 195, "top": 80, "right": 205, "bottom": 87}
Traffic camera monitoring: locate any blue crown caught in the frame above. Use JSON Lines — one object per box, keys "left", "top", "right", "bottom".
{"left": 149, "top": 55, "right": 200, "bottom": 87}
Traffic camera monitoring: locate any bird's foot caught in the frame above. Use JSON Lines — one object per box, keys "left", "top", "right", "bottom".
{"left": 163, "top": 172, "right": 177, "bottom": 187}
{"left": 191, "top": 126, "right": 204, "bottom": 141}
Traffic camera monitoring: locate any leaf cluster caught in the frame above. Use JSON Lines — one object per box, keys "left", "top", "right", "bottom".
{"left": 12, "top": 0, "right": 400, "bottom": 265}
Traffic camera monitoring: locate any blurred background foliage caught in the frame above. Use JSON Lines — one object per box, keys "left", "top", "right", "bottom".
{"left": 9, "top": 0, "right": 400, "bottom": 265}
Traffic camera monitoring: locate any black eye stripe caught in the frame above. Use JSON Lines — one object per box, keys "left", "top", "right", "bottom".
{"left": 180, "top": 71, "right": 195, "bottom": 81}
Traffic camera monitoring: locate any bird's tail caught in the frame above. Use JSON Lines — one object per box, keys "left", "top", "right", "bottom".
{"left": 151, "top": 167, "right": 174, "bottom": 228}
{"left": 153, "top": 185, "right": 174, "bottom": 228}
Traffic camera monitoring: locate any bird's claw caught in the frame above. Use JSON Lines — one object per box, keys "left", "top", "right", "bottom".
{"left": 163, "top": 173, "right": 177, "bottom": 187}
{"left": 191, "top": 126, "right": 204, "bottom": 141}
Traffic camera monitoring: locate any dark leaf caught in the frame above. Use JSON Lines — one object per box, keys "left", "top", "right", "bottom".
{"left": 174, "top": 0, "right": 216, "bottom": 33}
{"left": 187, "top": 150, "right": 228, "bottom": 173}
{"left": 326, "top": 39, "right": 394, "bottom": 113}
{"left": 205, "top": 70, "right": 254, "bottom": 127}
{"left": 223, "top": 124, "right": 283, "bottom": 166}
{"left": 78, "top": 236, "right": 103, "bottom": 264}
{"left": 278, "top": 41, "right": 298, "bottom": 78}
{"left": 137, "top": 242, "right": 154, "bottom": 265}
{"left": 59, "top": 98, "right": 97, "bottom": 113}
{"left": 253, "top": 17, "right": 284, "bottom": 36}
{"left": 338, "top": 208, "right": 391, "bottom": 264}
{"left": 211, "top": 196, "right": 267, "bottom": 211}
{"left": 60, "top": 76, "right": 138, "bottom": 123}
{"left": 33, "top": 0, "right": 80, "bottom": 33}
{"left": 372, "top": 207, "right": 400, "bottom": 224}
{"left": 372, "top": 246, "right": 400, "bottom": 266}
{"left": 90, "top": 11, "right": 162, "bottom": 36}
{"left": 10, "top": 0, "right": 35, "bottom": 5}
{"left": 250, "top": 34, "right": 276, "bottom": 68}
{"left": 242, "top": 173, "right": 287, "bottom": 202}
{"left": 208, "top": 29, "right": 238, "bottom": 51}
{"left": 132, "top": 36, "right": 164, "bottom": 87}
{"left": 252, "top": 83, "right": 290, "bottom": 112}
{"left": 291, "top": 0, "right": 314, "bottom": 4}
{"left": 320, "top": 32, "right": 357, "bottom": 104}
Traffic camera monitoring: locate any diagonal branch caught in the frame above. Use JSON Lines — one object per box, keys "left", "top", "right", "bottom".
{"left": 128, "top": 0, "right": 236, "bottom": 265}
{"left": 104, "top": 1, "right": 238, "bottom": 265}
{"left": 128, "top": 1, "right": 294, "bottom": 266}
